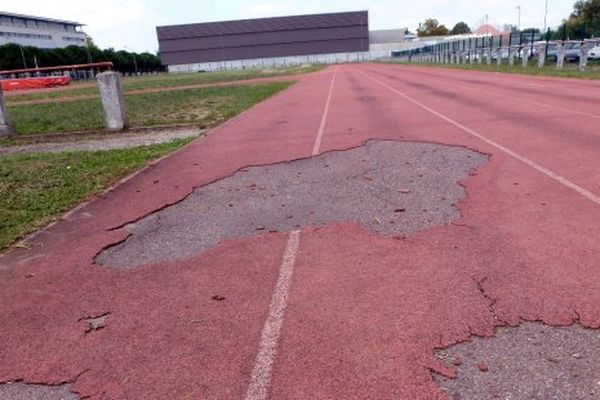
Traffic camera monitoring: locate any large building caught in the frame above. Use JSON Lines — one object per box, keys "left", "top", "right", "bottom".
{"left": 157, "top": 11, "right": 370, "bottom": 72}
{"left": 0, "top": 12, "right": 87, "bottom": 49}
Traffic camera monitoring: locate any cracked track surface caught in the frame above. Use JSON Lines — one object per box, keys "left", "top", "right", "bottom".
{"left": 1, "top": 65, "right": 600, "bottom": 399}
{"left": 97, "top": 140, "right": 487, "bottom": 268}
{"left": 434, "top": 322, "right": 600, "bottom": 399}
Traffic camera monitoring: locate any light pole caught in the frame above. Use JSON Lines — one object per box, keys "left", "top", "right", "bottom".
{"left": 543, "top": 0, "right": 549, "bottom": 37}
{"left": 516, "top": 5, "right": 521, "bottom": 32}
{"left": 19, "top": 44, "right": 28, "bottom": 70}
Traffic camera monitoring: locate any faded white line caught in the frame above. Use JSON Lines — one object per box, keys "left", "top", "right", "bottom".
{"left": 245, "top": 68, "right": 338, "bottom": 400}
{"left": 392, "top": 67, "right": 600, "bottom": 120}
{"left": 361, "top": 71, "right": 600, "bottom": 206}
{"left": 244, "top": 230, "right": 301, "bottom": 400}
{"left": 312, "top": 66, "right": 337, "bottom": 156}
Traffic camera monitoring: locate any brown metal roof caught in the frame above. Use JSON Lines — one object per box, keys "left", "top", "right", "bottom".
{"left": 157, "top": 11, "right": 369, "bottom": 65}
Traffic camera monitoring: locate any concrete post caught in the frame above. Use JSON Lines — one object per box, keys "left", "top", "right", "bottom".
{"left": 0, "top": 86, "right": 14, "bottom": 138}
{"left": 556, "top": 43, "right": 565, "bottom": 69}
{"left": 477, "top": 50, "right": 483, "bottom": 64}
{"left": 537, "top": 44, "right": 546, "bottom": 68}
{"left": 496, "top": 48, "right": 502, "bottom": 65}
{"left": 579, "top": 42, "right": 588, "bottom": 71}
{"left": 486, "top": 49, "right": 492, "bottom": 65}
{"left": 97, "top": 72, "right": 128, "bottom": 131}
{"left": 522, "top": 47, "right": 529, "bottom": 67}
{"left": 508, "top": 47, "right": 515, "bottom": 66}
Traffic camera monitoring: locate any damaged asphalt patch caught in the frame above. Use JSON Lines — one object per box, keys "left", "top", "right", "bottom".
{"left": 96, "top": 140, "right": 488, "bottom": 268}
{"left": 0, "top": 382, "right": 79, "bottom": 400}
{"left": 434, "top": 322, "right": 600, "bottom": 400}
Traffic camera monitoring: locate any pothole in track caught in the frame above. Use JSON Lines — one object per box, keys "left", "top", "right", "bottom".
{"left": 96, "top": 140, "right": 488, "bottom": 268}
{"left": 434, "top": 322, "right": 600, "bottom": 400}
{"left": 0, "top": 382, "right": 79, "bottom": 400}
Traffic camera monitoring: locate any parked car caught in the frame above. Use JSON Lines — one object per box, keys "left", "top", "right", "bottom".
{"left": 546, "top": 42, "right": 582, "bottom": 62}
{"left": 589, "top": 45, "right": 600, "bottom": 60}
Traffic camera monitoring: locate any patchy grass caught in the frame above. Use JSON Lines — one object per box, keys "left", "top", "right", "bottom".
{"left": 5, "top": 64, "right": 322, "bottom": 104}
{"left": 7, "top": 81, "right": 293, "bottom": 134}
{"left": 0, "top": 139, "right": 192, "bottom": 250}
{"left": 382, "top": 60, "right": 600, "bottom": 80}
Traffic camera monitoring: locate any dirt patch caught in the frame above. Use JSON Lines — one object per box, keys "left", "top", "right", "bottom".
{"left": 0, "top": 128, "right": 202, "bottom": 155}
{"left": 0, "top": 382, "right": 79, "bottom": 400}
{"left": 96, "top": 140, "right": 487, "bottom": 268}
{"left": 434, "top": 322, "right": 600, "bottom": 399}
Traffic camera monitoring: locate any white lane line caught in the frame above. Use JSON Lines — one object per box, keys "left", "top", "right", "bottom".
{"left": 312, "top": 66, "right": 337, "bottom": 156}
{"left": 389, "top": 67, "right": 600, "bottom": 120}
{"left": 361, "top": 71, "right": 600, "bottom": 206}
{"left": 245, "top": 230, "right": 301, "bottom": 400}
{"left": 245, "top": 68, "right": 338, "bottom": 400}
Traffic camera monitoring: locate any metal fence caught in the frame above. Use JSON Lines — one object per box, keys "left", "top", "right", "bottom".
{"left": 392, "top": 33, "right": 600, "bottom": 71}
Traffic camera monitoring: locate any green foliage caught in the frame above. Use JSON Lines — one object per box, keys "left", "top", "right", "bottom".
{"left": 0, "top": 139, "right": 191, "bottom": 249}
{"left": 552, "top": 0, "right": 600, "bottom": 39}
{"left": 8, "top": 81, "right": 293, "bottom": 134}
{"left": 417, "top": 19, "right": 449, "bottom": 37}
{"left": 0, "top": 43, "right": 162, "bottom": 72}
{"left": 449, "top": 22, "right": 471, "bottom": 35}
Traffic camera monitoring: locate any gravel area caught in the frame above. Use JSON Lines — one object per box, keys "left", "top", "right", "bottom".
{"left": 97, "top": 140, "right": 487, "bottom": 268}
{"left": 434, "top": 322, "right": 600, "bottom": 399}
{"left": 0, "top": 128, "right": 203, "bottom": 155}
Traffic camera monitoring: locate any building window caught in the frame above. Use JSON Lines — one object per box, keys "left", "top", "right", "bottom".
{"left": 0, "top": 31, "right": 52, "bottom": 40}
{"left": 62, "top": 36, "right": 85, "bottom": 43}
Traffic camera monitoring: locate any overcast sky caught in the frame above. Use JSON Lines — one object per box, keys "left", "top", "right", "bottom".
{"left": 3, "top": 0, "right": 577, "bottom": 52}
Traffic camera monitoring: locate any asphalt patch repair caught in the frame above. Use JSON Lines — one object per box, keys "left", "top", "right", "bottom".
{"left": 434, "top": 322, "right": 600, "bottom": 399}
{"left": 0, "top": 382, "right": 79, "bottom": 400}
{"left": 96, "top": 140, "right": 488, "bottom": 268}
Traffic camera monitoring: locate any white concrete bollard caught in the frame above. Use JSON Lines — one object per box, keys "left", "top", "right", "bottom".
{"left": 556, "top": 43, "right": 565, "bottom": 69}
{"left": 579, "top": 42, "right": 588, "bottom": 71}
{"left": 97, "top": 72, "right": 128, "bottom": 131}
{"left": 522, "top": 47, "right": 529, "bottom": 67}
{"left": 0, "top": 86, "right": 14, "bottom": 137}
{"left": 537, "top": 44, "right": 546, "bottom": 68}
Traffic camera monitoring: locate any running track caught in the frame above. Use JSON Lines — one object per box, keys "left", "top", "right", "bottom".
{"left": 1, "top": 63, "right": 600, "bottom": 399}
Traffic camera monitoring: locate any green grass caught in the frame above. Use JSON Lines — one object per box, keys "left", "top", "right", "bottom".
{"left": 383, "top": 60, "right": 600, "bottom": 80}
{"left": 6, "top": 64, "right": 322, "bottom": 104}
{"left": 7, "top": 81, "right": 293, "bottom": 134}
{"left": 0, "top": 139, "right": 191, "bottom": 250}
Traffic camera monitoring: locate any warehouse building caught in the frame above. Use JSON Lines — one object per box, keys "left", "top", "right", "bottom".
{"left": 0, "top": 12, "right": 87, "bottom": 49}
{"left": 157, "top": 11, "right": 370, "bottom": 72}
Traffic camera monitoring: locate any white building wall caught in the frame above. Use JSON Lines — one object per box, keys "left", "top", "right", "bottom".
{"left": 168, "top": 50, "right": 390, "bottom": 73}
{"left": 0, "top": 15, "right": 86, "bottom": 49}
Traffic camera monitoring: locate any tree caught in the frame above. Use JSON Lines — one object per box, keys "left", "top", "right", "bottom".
{"left": 0, "top": 43, "right": 163, "bottom": 72}
{"left": 449, "top": 22, "right": 471, "bottom": 35}
{"left": 553, "top": 0, "right": 600, "bottom": 39}
{"left": 417, "top": 19, "right": 449, "bottom": 37}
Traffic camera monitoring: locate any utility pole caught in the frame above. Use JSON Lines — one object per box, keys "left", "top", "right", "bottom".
{"left": 543, "top": 0, "right": 549, "bottom": 36}
{"left": 19, "top": 44, "right": 28, "bottom": 69}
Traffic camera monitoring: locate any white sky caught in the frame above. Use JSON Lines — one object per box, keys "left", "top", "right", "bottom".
{"left": 2, "top": 0, "right": 577, "bottom": 52}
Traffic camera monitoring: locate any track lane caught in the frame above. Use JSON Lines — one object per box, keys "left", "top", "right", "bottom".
{"left": 358, "top": 64, "right": 600, "bottom": 195}
{"left": 267, "top": 64, "right": 600, "bottom": 399}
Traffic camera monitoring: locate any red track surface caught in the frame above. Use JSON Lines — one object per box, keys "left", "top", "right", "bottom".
{"left": 1, "top": 64, "right": 600, "bottom": 399}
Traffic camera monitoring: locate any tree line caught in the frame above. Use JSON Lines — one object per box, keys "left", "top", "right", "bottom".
{"left": 417, "top": 0, "right": 600, "bottom": 39}
{"left": 0, "top": 43, "right": 163, "bottom": 73}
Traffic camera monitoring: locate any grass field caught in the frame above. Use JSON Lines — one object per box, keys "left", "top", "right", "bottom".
{"left": 0, "top": 72, "right": 298, "bottom": 249}
{"left": 7, "top": 81, "right": 293, "bottom": 134}
{"left": 383, "top": 60, "right": 600, "bottom": 80}
{"left": 0, "top": 139, "right": 192, "bottom": 250}
{"left": 5, "top": 65, "right": 322, "bottom": 104}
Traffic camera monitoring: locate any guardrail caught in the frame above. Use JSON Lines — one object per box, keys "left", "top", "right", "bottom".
{"left": 392, "top": 36, "right": 600, "bottom": 71}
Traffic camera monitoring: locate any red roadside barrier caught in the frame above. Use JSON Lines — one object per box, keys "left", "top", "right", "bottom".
{"left": 1, "top": 76, "right": 71, "bottom": 91}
